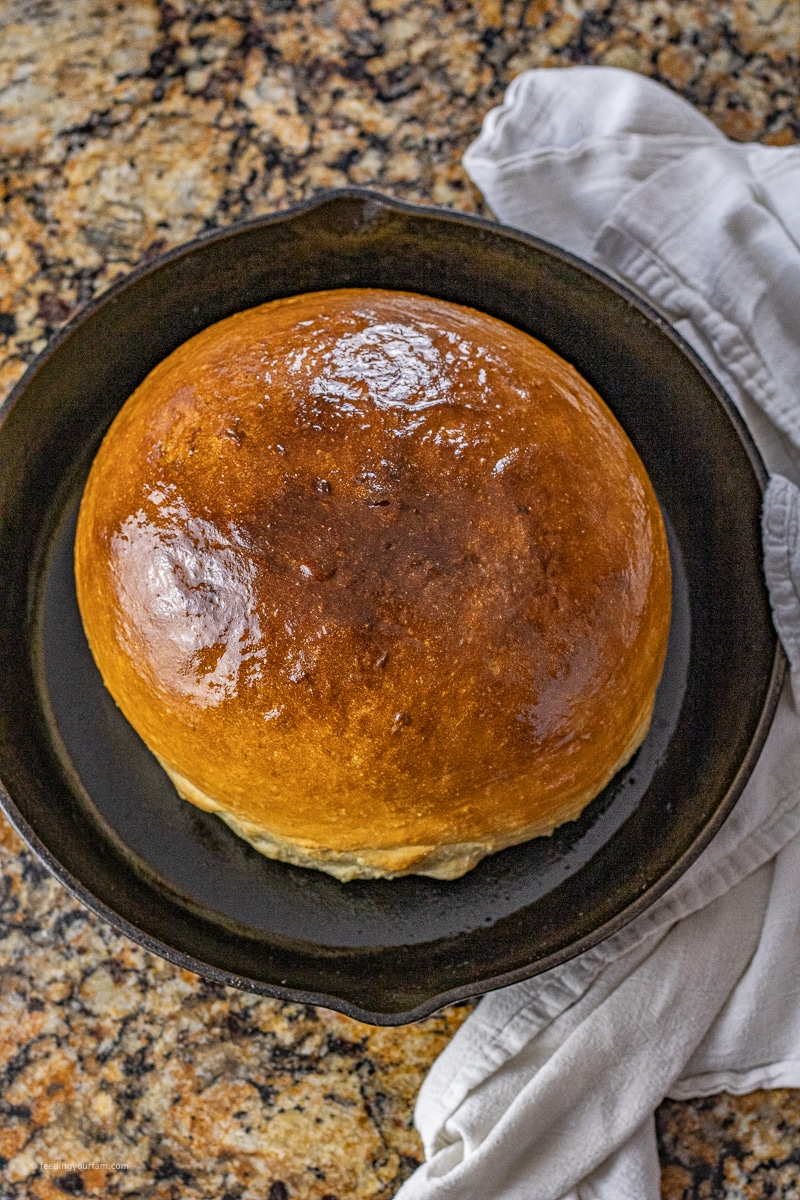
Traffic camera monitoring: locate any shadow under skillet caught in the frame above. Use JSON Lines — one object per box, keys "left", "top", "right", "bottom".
{"left": 38, "top": 487, "right": 689, "bottom": 950}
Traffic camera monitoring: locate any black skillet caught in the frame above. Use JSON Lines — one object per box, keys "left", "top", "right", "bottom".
{"left": 0, "top": 190, "right": 783, "bottom": 1024}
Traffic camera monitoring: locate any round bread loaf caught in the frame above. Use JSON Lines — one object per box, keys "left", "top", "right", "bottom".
{"left": 75, "top": 288, "right": 671, "bottom": 881}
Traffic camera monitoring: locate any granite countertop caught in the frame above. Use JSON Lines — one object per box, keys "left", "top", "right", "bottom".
{"left": 1, "top": 1, "right": 799, "bottom": 1196}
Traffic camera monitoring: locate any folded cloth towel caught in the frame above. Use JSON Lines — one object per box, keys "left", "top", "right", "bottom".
{"left": 396, "top": 67, "right": 800, "bottom": 1200}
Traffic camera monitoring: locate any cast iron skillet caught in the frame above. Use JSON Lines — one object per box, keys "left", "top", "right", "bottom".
{"left": 0, "top": 190, "right": 783, "bottom": 1024}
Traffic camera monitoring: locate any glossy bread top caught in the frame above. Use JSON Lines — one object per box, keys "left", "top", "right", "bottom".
{"left": 74, "top": 288, "right": 671, "bottom": 863}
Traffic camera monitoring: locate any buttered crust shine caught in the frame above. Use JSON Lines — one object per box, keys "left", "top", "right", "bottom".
{"left": 75, "top": 288, "right": 671, "bottom": 880}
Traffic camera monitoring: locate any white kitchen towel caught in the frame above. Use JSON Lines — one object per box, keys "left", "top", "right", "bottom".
{"left": 397, "top": 67, "right": 800, "bottom": 1200}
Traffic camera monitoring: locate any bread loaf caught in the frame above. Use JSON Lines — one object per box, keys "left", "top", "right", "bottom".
{"left": 75, "top": 288, "right": 671, "bottom": 880}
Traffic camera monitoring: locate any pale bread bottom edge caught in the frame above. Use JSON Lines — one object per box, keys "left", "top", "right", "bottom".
{"left": 153, "top": 701, "right": 654, "bottom": 882}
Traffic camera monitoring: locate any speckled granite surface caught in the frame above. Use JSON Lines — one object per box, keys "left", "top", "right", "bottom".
{"left": 1, "top": 1, "right": 799, "bottom": 1196}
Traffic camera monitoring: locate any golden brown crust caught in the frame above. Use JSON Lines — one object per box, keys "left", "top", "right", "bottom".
{"left": 75, "top": 288, "right": 671, "bottom": 879}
